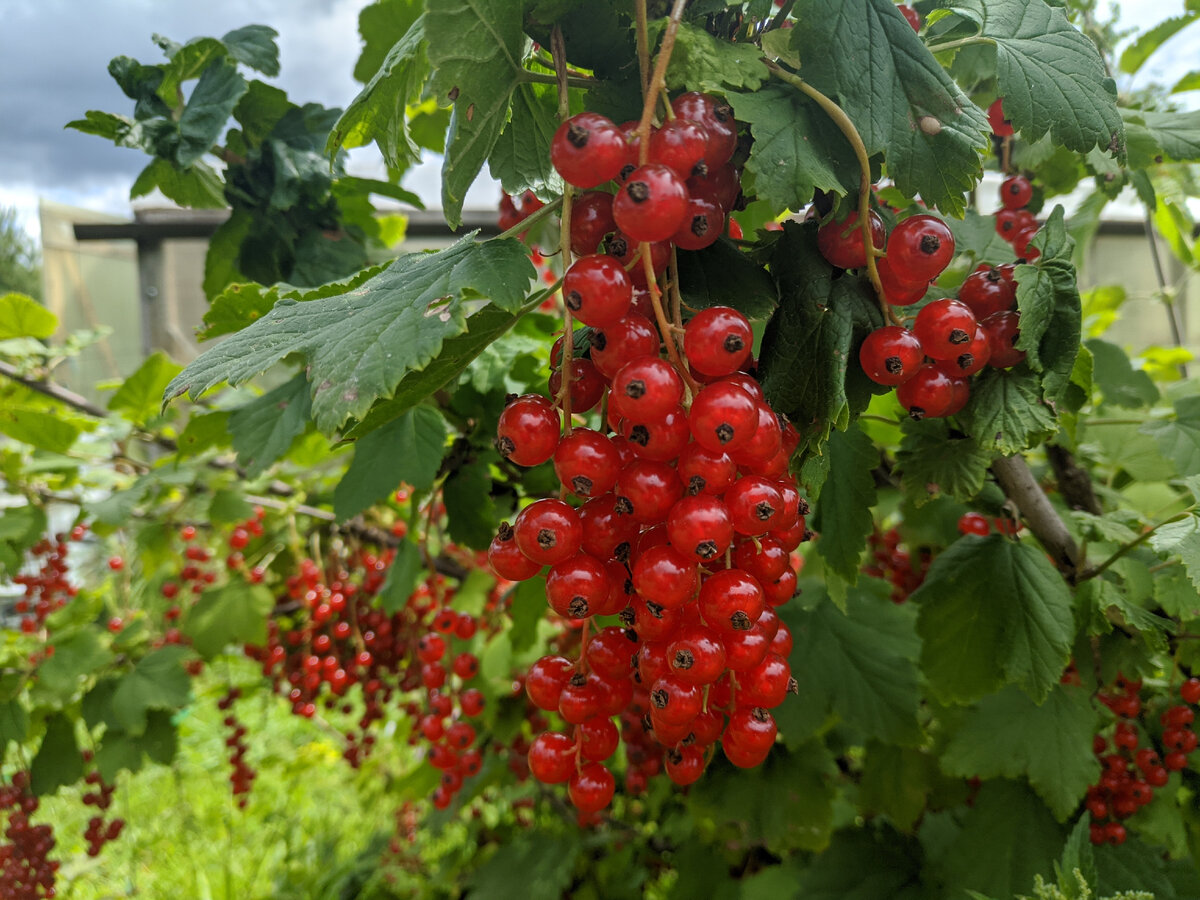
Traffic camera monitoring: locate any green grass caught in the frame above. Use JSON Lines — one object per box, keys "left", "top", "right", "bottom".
{"left": 38, "top": 661, "right": 405, "bottom": 899}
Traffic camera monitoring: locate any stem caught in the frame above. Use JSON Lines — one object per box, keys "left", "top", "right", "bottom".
{"left": 552, "top": 25, "right": 576, "bottom": 437}
{"left": 635, "top": 0, "right": 651, "bottom": 95}
{"left": 643, "top": 248, "right": 698, "bottom": 396}
{"left": 1045, "top": 443, "right": 1102, "bottom": 516}
{"left": 762, "top": 59, "right": 897, "bottom": 326}
{"left": 636, "top": 0, "right": 690, "bottom": 167}
{"left": 1143, "top": 206, "right": 1189, "bottom": 378}
{"left": 493, "top": 195, "right": 563, "bottom": 242}
{"left": 924, "top": 36, "right": 984, "bottom": 55}
{"left": 518, "top": 71, "right": 594, "bottom": 89}
{"left": 990, "top": 454, "right": 1081, "bottom": 580}
{"left": 1080, "top": 512, "right": 1192, "bottom": 582}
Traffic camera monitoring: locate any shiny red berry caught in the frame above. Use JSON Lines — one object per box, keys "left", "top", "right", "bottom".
{"left": 612, "top": 163, "right": 690, "bottom": 243}
{"left": 859, "top": 326, "right": 924, "bottom": 386}
{"left": 551, "top": 113, "right": 629, "bottom": 188}
{"left": 817, "top": 210, "right": 885, "bottom": 269}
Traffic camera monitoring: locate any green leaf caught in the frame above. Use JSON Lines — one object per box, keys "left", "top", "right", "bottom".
{"left": 858, "top": 742, "right": 940, "bottom": 833}
{"left": 895, "top": 419, "right": 990, "bottom": 507}
{"left": 941, "top": 0, "right": 1125, "bottom": 161}
{"left": 1013, "top": 253, "right": 1081, "bottom": 403}
{"left": 141, "top": 709, "right": 179, "bottom": 766}
{"left": 130, "top": 158, "right": 225, "bottom": 208}
{"left": 30, "top": 714, "right": 84, "bottom": 796}
{"left": 487, "top": 82, "right": 562, "bottom": 200}
{"left": 659, "top": 21, "right": 769, "bottom": 92}
{"left": 110, "top": 646, "right": 192, "bottom": 735}
{"left": 782, "top": 580, "right": 922, "bottom": 744}
{"left": 1085, "top": 339, "right": 1159, "bottom": 408}
{"left": 0, "top": 700, "right": 28, "bottom": 749}
{"left": 208, "top": 489, "right": 252, "bottom": 525}
{"left": 948, "top": 210, "right": 1018, "bottom": 266}
{"left": 1156, "top": 565, "right": 1200, "bottom": 620}
{"left": 941, "top": 780, "right": 1066, "bottom": 899}
{"left": 464, "top": 836, "right": 577, "bottom": 900}
{"left": 328, "top": 15, "right": 428, "bottom": 171}
{"left": 914, "top": 535, "right": 1074, "bottom": 704}
{"left": 227, "top": 373, "right": 313, "bottom": 478}
{"left": 182, "top": 581, "right": 274, "bottom": 659}
{"left": 508, "top": 576, "right": 547, "bottom": 654}
{"left": 672, "top": 239, "right": 779, "bottom": 320}
{"left": 166, "top": 235, "right": 535, "bottom": 434}
{"left": 36, "top": 630, "right": 114, "bottom": 700}
{"left": 221, "top": 24, "right": 280, "bottom": 76}
{"left": 1123, "top": 108, "right": 1200, "bottom": 163}
{"left": 809, "top": 425, "right": 878, "bottom": 581}
{"left": 941, "top": 684, "right": 1099, "bottom": 821}
{"left": 1094, "top": 837, "right": 1179, "bottom": 899}
{"left": 333, "top": 406, "right": 447, "bottom": 520}
{"left": 0, "top": 293, "right": 57, "bottom": 339}
{"left": 1149, "top": 515, "right": 1200, "bottom": 591}
{"left": 443, "top": 458, "right": 498, "bottom": 550}
{"left": 789, "top": 0, "right": 989, "bottom": 214}
{"left": 425, "top": 0, "right": 526, "bottom": 228}
{"left": 794, "top": 826, "right": 924, "bottom": 899}
{"left": 1141, "top": 396, "right": 1200, "bottom": 477}
{"left": 1118, "top": 13, "right": 1199, "bottom": 75}
{"left": 108, "top": 352, "right": 182, "bottom": 425}
{"left": 175, "top": 410, "right": 232, "bottom": 458}
{"left": 690, "top": 742, "right": 835, "bottom": 853}
{"left": 96, "top": 729, "right": 144, "bottom": 783}
{"left": 376, "top": 540, "right": 424, "bottom": 615}
{"left": 201, "top": 212, "right": 253, "bottom": 302}
{"left": 731, "top": 85, "right": 857, "bottom": 215}
{"left": 177, "top": 60, "right": 248, "bottom": 167}
{"left": 758, "top": 223, "right": 885, "bottom": 453}
{"left": 0, "top": 405, "right": 81, "bottom": 453}
{"left": 956, "top": 366, "right": 1057, "bottom": 457}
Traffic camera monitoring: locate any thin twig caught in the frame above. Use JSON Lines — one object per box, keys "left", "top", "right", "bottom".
{"left": 552, "top": 25, "right": 576, "bottom": 438}
{"left": 1142, "top": 205, "right": 1189, "bottom": 378}
{"left": 1079, "top": 512, "right": 1192, "bottom": 583}
{"left": 636, "top": 0, "right": 690, "bottom": 167}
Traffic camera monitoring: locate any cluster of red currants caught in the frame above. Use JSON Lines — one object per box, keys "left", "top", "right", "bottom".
{"left": 0, "top": 772, "right": 56, "bottom": 900}
{"left": 1084, "top": 674, "right": 1200, "bottom": 845}
{"left": 217, "top": 688, "right": 255, "bottom": 806}
{"left": 489, "top": 293, "right": 804, "bottom": 813}
{"left": 80, "top": 762, "right": 123, "bottom": 858}
{"left": 551, "top": 91, "right": 743, "bottom": 265}
{"left": 12, "top": 526, "right": 84, "bottom": 634}
{"left": 861, "top": 527, "right": 930, "bottom": 604}
{"left": 993, "top": 174, "right": 1041, "bottom": 260}
{"left": 845, "top": 187, "right": 1030, "bottom": 420}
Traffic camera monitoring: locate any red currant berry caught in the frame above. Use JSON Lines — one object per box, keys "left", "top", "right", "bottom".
{"left": 684, "top": 306, "right": 752, "bottom": 377}
{"left": 562, "top": 255, "right": 633, "bottom": 328}
{"left": 725, "top": 707, "right": 778, "bottom": 753}
{"left": 667, "top": 625, "right": 727, "bottom": 684}
{"left": 687, "top": 162, "right": 742, "bottom": 212}
{"left": 496, "top": 394, "right": 559, "bottom": 466}
{"left": 896, "top": 363, "right": 956, "bottom": 421}
{"left": 676, "top": 443, "right": 738, "bottom": 496}
{"left": 578, "top": 493, "right": 641, "bottom": 561}
{"left": 817, "top": 210, "right": 885, "bottom": 269}
{"left": 488, "top": 523, "right": 542, "bottom": 581}
{"left": 649, "top": 117, "right": 710, "bottom": 178}
{"left": 725, "top": 476, "right": 784, "bottom": 536}
{"left": 933, "top": 325, "right": 991, "bottom": 377}
{"left": 987, "top": 98, "right": 1014, "bottom": 137}
{"left": 554, "top": 429, "right": 621, "bottom": 498}
{"left": 570, "top": 191, "right": 617, "bottom": 256}
{"left": 898, "top": 4, "right": 921, "bottom": 30}
{"left": 579, "top": 717, "right": 620, "bottom": 762}
{"left": 887, "top": 214, "right": 956, "bottom": 283}
{"left": 605, "top": 230, "right": 670, "bottom": 288}
{"left": 698, "top": 568, "right": 765, "bottom": 634}
{"left": 1000, "top": 175, "right": 1033, "bottom": 210}
{"left": 957, "top": 513, "right": 991, "bottom": 536}
{"left": 981, "top": 311, "right": 1026, "bottom": 368}
{"left": 1181, "top": 677, "right": 1200, "bottom": 705}
{"left": 688, "top": 382, "right": 757, "bottom": 451}
{"left": 632, "top": 545, "right": 698, "bottom": 609}
{"left": 610, "top": 357, "right": 685, "bottom": 419}
{"left": 551, "top": 113, "right": 629, "bottom": 188}
{"left": 878, "top": 257, "right": 929, "bottom": 305}
{"left": 859, "top": 326, "right": 924, "bottom": 386}
{"left": 590, "top": 315, "right": 659, "bottom": 378}
{"left": 549, "top": 358, "right": 605, "bottom": 413}
{"left": 568, "top": 762, "right": 615, "bottom": 812}
{"left": 513, "top": 499, "right": 583, "bottom": 566}
{"left": 671, "top": 195, "right": 725, "bottom": 251}
{"left": 913, "top": 298, "right": 978, "bottom": 361}
{"left": 664, "top": 745, "right": 707, "bottom": 785}
{"left": 527, "top": 655, "right": 575, "bottom": 710}
{"left": 546, "top": 553, "right": 612, "bottom": 618}
{"left": 622, "top": 404, "right": 691, "bottom": 462}
{"left": 528, "top": 731, "right": 577, "bottom": 783}
{"left": 958, "top": 265, "right": 1017, "bottom": 319}
{"left": 667, "top": 494, "right": 734, "bottom": 561}
{"left": 612, "top": 164, "right": 690, "bottom": 243}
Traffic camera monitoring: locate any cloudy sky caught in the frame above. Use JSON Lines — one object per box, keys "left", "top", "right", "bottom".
{"left": 0, "top": 0, "right": 1196, "bottom": 242}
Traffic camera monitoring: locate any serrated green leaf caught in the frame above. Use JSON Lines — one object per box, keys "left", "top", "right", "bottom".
{"left": 30, "top": 714, "right": 83, "bottom": 796}
{"left": 956, "top": 367, "right": 1057, "bottom": 456}
{"left": 1119, "top": 13, "right": 1199, "bottom": 75}
{"left": 425, "top": 0, "right": 526, "bottom": 228}
{"left": 948, "top": 210, "right": 1018, "bottom": 266}
{"left": 96, "top": 728, "right": 144, "bottom": 783}
{"left": 141, "top": 708, "right": 179, "bottom": 766}
{"left": 1156, "top": 564, "right": 1200, "bottom": 619}
{"left": 166, "top": 235, "right": 536, "bottom": 434}
{"left": 329, "top": 15, "right": 428, "bottom": 170}
{"left": 794, "top": 826, "right": 924, "bottom": 899}
{"left": 1149, "top": 514, "right": 1200, "bottom": 591}
{"left": 36, "top": 629, "right": 114, "bottom": 700}
{"left": 1141, "top": 396, "right": 1200, "bottom": 477}
{"left": 659, "top": 21, "right": 769, "bottom": 92}
{"left": 334, "top": 406, "right": 447, "bottom": 520}
{"left": 377, "top": 540, "right": 424, "bottom": 615}
{"left": 488, "top": 82, "right": 562, "bottom": 200}
{"left": 789, "top": 0, "right": 989, "bottom": 214}
{"left": 108, "top": 352, "right": 182, "bottom": 425}
{"left": 940, "top": 0, "right": 1124, "bottom": 161}
{"left": 1093, "top": 836, "right": 1178, "bottom": 898}
{"left": 1014, "top": 228, "right": 1081, "bottom": 401}
{"left": 941, "top": 684, "right": 1099, "bottom": 820}
{"left": 182, "top": 581, "right": 273, "bottom": 659}
{"left": 227, "top": 372, "right": 312, "bottom": 478}
{"left": 1084, "top": 339, "right": 1159, "bottom": 408}
{"left": 941, "top": 780, "right": 1066, "bottom": 899}
{"left": 110, "top": 646, "right": 191, "bottom": 735}
{"left": 782, "top": 580, "right": 922, "bottom": 744}
{"left": 175, "top": 410, "right": 231, "bottom": 458}
{"left": 914, "top": 535, "right": 1074, "bottom": 704}
{"left": 221, "top": 24, "right": 280, "bottom": 76}
{"left": 443, "top": 459, "right": 498, "bottom": 550}
{"left": 809, "top": 425, "right": 878, "bottom": 581}
{"left": 1123, "top": 108, "right": 1200, "bottom": 164}
{"left": 676, "top": 238, "right": 779, "bottom": 320}
{"left": 0, "top": 293, "right": 57, "bottom": 340}
{"left": 177, "top": 60, "right": 247, "bottom": 166}
{"left": 731, "top": 85, "right": 858, "bottom": 214}
{"left": 895, "top": 419, "right": 990, "bottom": 506}
{"left": 0, "top": 700, "right": 28, "bottom": 749}
{"left": 758, "top": 223, "right": 885, "bottom": 452}
{"left": 858, "top": 742, "right": 939, "bottom": 833}
{"left": 130, "top": 158, "right": 225, "bottom": 208}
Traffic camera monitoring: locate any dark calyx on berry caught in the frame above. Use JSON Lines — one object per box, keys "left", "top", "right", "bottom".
{"left": 673, "top": 649, "right": 695, "bottom": 669}
{"left": 496, "top": 436, "right": 515, "bottom": 456}
{"left": 568, "top": 597, "right": 589, "bottom": 617}
{"left": 695, "top": 539, "right": 718, "bottom": 559}
{"left": 730, "top": 611, "right": 752, "bottom": 631}
{"left": 689, "top": 216, "right": 709, "bottom": 237}
{"left": 885, "top": 356, "right": 904, "bottom": 375}
{"left": 919, "top": 234, "right": 942, "bottom": 255}
{"left": 567, "top": 122, "right": 591, "bottom": 148}
{"left": 537, "top": 529, "right": 558, "bottom": 550}
{"left": 626, "top": 181, "right": 651, "bottom": 203}
{"left": 724, "top": 334, "right": 744, "bottom": 353}
{"left": 949, "top": 328, "right": 970, "bottom": 344}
